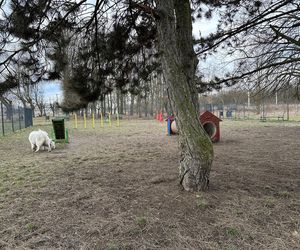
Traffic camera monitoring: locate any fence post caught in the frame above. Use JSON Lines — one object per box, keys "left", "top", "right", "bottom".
{"left": 1, "top": 101, "right": 4, "bottom": 136}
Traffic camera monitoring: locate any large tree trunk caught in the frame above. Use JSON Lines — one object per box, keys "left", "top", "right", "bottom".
{"left": 156, "top": 0, "right": 213, "bottom": 191}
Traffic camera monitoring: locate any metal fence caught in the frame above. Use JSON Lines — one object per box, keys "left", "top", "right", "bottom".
{"left": 0, "top": 101, "right": 33, "bottom": 136}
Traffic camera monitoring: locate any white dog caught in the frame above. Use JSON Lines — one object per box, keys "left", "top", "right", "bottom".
{"left": 28, "top": 129, "right": 55, "bottom": 152}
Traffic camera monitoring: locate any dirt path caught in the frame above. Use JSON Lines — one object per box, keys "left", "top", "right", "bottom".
{"left": 0, "top": 120, "right": 299, "bottom": 249}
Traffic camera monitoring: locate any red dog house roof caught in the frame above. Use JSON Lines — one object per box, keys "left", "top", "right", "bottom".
{"left": 166, "top": 111, "right": 222, "bottom": 142}
{"left": 200, "top": 111, "right": 222, "bottom": 123}
{"left": 200, "top": 111, "right": 222, "bottom": 142}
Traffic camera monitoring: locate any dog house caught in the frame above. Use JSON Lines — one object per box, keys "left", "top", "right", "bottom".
{"left": 167, "top": 111, "right": 222, "bottom": 142}
{"left": 200, "top": 111, "right": 222, "bottom": 142}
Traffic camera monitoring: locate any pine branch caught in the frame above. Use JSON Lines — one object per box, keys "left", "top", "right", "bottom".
{"left": 129, "top": 1, "right": 160, "bottom": 19}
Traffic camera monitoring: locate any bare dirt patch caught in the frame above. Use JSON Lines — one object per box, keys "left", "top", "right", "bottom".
{"left": 0, "top": 120, "right": 299, "bottom": 249}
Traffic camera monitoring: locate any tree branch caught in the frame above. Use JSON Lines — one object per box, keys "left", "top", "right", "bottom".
{"left": 270, "top": 25, "right": 300, "bottom": 47}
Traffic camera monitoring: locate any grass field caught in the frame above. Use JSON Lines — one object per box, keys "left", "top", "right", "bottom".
{"left": 0, "top": 119, "right": 299, "bottom": 249}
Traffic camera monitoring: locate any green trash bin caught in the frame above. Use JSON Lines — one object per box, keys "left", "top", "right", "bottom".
{"left": 52, "top": 118, "right": 69, "bottom": 143}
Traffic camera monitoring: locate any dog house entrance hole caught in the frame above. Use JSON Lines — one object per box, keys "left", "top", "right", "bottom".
{"left": 203, "top": 122, "right": 217, "bottom": 138}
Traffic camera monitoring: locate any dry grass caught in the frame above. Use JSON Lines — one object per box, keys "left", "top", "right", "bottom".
{"left": 0, "top": 119, "right": 299, "bottom": 249}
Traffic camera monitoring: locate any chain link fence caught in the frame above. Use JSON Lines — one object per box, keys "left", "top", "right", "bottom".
{"left": 0, "top": 101, "right": 33, "bottom": 136}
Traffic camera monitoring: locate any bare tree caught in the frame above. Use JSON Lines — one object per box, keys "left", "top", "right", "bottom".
{"left": 10, "top": 83, "right": 36, "bottom": 117}
{"left": 197, "top": 0, "right": 300, "bottom": 95}
{"left": 33, "top": 85, "right": 46, "bottom": 116}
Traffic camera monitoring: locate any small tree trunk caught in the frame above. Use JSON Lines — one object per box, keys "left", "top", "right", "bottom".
{"left": 156, "top": 0, "right": 213, "bottom": 191}
{"left": 159, "top": 75, "right": 164, "bottom": 113}
{"left": 5, "top": 103, "right": 13, "bottom": 120}
{"left": 120, "top": 92, "right": 124, "bottom": 115}
{"left": 29, "top": 103, "right": 35, "bottom": 117}
{"left": 116, "top": 90, "right": 120, "bottom": 114}
{"left": 103, "top": 95, "right": 106, "bottom": 114}
{"left": 150, "top": 78, "right": 154, "bottom": 117}
{"left": 37, "top": 103, "right": 43, "bottom": 116}
{"left": 137, "top": 94, "right": 142, "bottom": 118}
{"left": 107, "top": 94, "right": 111, "bottom": 113}
{"left": 49, "top": 103, "right": 55, "bottom": 117}
{"left": 130, "top": 94, "right": 134, "bottom": 116}
{"left": 144, "top": 93, "right": 148, "bottom": 117}
{"left": 123, "top": 95, "right": 127, "bottom": 115}
{"left": 21, "top": 100, "right": 27, "bottom": 109}
{"left": 110, "top": 93, "right": 113, "bottom": 114}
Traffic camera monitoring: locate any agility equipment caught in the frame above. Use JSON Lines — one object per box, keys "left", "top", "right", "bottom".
{"left": 167, "top": 111, "right": 222, "bottom": 142}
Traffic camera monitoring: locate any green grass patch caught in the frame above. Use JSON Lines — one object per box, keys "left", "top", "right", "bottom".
{"left": 265, "top": 197, "right": 276, "bottom": 208}
{"left": 107, "top": 242, "right": 118, "bottom": 250}
{"left": 225, "top": 227, "right": 240, "bottom": 237}
{"left": 276, "top": 191, "right": 292, "bottom": 198}
{"left": 196, "top": 193, "right": 209, "bottom": 209}
{"left": 136, "top": 216, "right": 147, "bottom": 228}
{"left": 225, "top": 244, "right": 237, "bottom": 250}
{"left": 26, "top": 223, "right": 38, "bottom": 232}
{"left": 0, "top": 186, "right": 9, "bottom": 194}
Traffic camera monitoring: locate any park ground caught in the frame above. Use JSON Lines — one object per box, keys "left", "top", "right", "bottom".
{"left": 0, "top": 119, "right": 299, "bottom": 249}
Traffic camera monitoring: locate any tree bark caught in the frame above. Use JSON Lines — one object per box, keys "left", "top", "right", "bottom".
{"left": 29, "top": 102, "right": 35, "bottom": 117}
{"left": 150, "top": 77, "right": 154, "bottom": 117}
{"left": 0, "top": 97, "right": 13, "bottom": 120}
{"left": 120, "top": 92, "right": 124, "bottom": 115}
{"left": 110, "top": 93, "right": 113, "bottom": 114}
{"left": 130, "top": 93, "right": 134, "bottom": 116}
{"left": 137, "top": 93, "right": 142, "bottom": 118}
{"left": 116, "top": 90, "right": 120, "bottom": 114}
{"left": 102, "top": 94, "right": 106, "bottom": 114}
{"left": 123, "top": 94, "right": 127, "bottom": 115}
{"left": 144, "top": 93, "right": 148, "bottom": 117}
{"left": 156, "top": 0, "right": 213, "bottom": 191}
{"left": 49, "top": 103, "right": 55, "bottom": 117}
{"left": 36, "top": 102, "right": 44, "bottom": 116}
